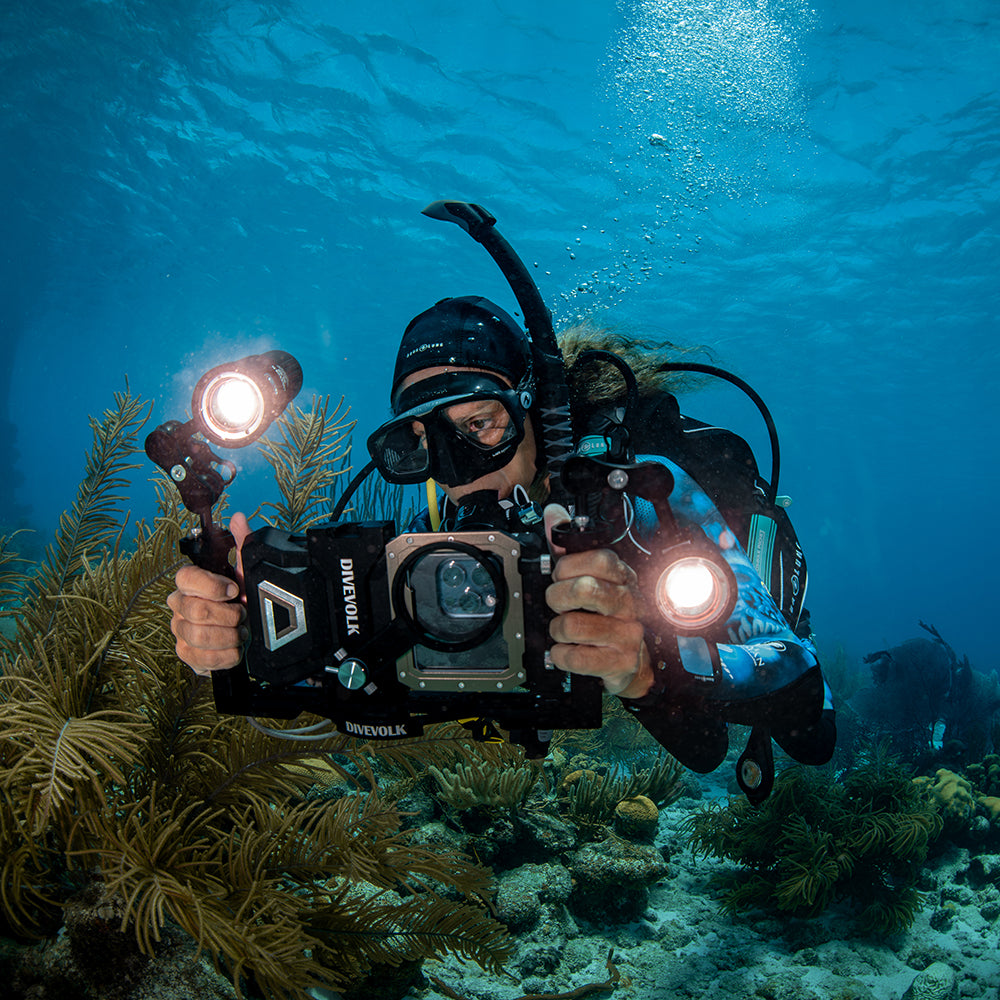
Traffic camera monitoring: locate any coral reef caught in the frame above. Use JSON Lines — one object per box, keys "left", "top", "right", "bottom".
{"left": 941, "top": 663, "right": 1000, "bottom": 763}
{"left": 412, "top": 736, "right": 683, "bottom": 887}
{"left": 911, "top": 758, "right": 1000, "bottom": 840}
{"left": 559, "top": 754, "right": 685, "bottom": 836}
{"left": 0, "top": 389, "right": 711, "bottom": 1000}
{"left": 684, "top": 748, "right": 944, "bottom": 933}
{"left": 255, "top": 394, "right": 355, "bottom": 531}
{"left": 429, "top": 748, "right": 539, "bottom": 811}
{"left": 964, "top": 752, "right": 1000, "bottom": 798}
{"left": 412, "top": 738, "right": 683, "bottom": 936}
{"left": 852, "top": 631, "right": 952, "bottom": 763}
{"left": 976, "top": 795, "right": 1000, "bottom": 821}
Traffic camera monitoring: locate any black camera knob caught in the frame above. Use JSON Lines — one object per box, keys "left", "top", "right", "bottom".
{"left": 551, "top": 515, "right": 604, "bottom": 554}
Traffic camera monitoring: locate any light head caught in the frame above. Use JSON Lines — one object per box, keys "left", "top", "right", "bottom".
{"left": 652, "top": 542, "right": 737, "bottom": 635}
{"left": 192, "top": 350, "right": 303, "bottom": 447}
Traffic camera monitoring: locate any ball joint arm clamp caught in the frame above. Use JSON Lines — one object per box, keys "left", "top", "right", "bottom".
{"left": 144, "top": 418, "right": 237, "bottom": 579}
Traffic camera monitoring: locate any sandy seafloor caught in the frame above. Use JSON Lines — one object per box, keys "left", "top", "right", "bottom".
{"left": 392, "top": 770, "right": 1000, "bottom": 1000}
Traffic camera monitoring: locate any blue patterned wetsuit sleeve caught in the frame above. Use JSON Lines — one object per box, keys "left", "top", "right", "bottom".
{"left": 634, "top": 455, "right": 824, "bottom": 718}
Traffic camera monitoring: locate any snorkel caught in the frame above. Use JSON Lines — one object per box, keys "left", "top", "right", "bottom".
{"left": 421, "top": 201, "right": 574, "bottom": 505}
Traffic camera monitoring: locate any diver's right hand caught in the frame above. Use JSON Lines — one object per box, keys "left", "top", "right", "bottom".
{"left": 167, "top": 513, "right": 252, "bottom": 675}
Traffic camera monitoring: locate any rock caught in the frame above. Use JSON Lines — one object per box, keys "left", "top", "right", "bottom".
{"left": 568, "top": 839, "right": 668, "bottom": 922}
{"left": 11, "top": 921, "right": 238, "bottom": 1000}
{"left": 968, "top": 853, "right": 1000, "bottom": 886}
{"left": 496, "top": 863, "right": 572, "bottom": 931}
{"left": 518, "top": 808, "right": 579, "bottom": 856}
{"left": 941, "top": 884, "right": 975, "bottom": 905}
{"left": 756, "top": 970, "right": 806, "bottom": 1000}
{"left": 929, "top": 905, "right": 957, "bottom": 931}
{"left": 464, "top": 812, "right": 518, "bottom": 866}
{"left": 497, "top": 885, "right": 542, "bottom": 932}
{"left": 516, "top": 945, "right": 562, "bottom": 977}
{"left": 340, "top": 960, "right": 423, "bottom": 1000}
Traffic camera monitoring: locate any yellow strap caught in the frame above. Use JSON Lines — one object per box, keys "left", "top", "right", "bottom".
{"left": 426, "top": 479, "right": 441, "bottom": 530}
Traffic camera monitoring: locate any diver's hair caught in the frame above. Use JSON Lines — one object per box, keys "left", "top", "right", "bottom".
{"left": 556, "top": 319, "right": 715, "bottom": 409}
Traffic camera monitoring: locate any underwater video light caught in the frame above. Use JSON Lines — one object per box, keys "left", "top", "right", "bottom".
{"left": 145, "top": 348, "right": 303, "bottom": 555}
{"left": 652, "top": 543, "right": 737, "bottom": 634}
{"left": 192, "top": 350, "right": 303, "bottom": 447}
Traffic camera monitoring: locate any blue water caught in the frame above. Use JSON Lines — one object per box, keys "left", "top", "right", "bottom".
{"left": 2, "top": 0, "right": 997, "bottom": 678}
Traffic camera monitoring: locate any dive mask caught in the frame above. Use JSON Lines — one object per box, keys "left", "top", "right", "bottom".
{"left": 368, "top": 371, "right": 533, "bottom": 487}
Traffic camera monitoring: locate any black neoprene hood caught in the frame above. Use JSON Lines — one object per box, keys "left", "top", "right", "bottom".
{"left": 390, "top": 295, "right": 532, "bottom": 412}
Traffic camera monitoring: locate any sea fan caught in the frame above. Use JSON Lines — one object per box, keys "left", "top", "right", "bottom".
{"left": 16, "top": 385, "right": 150, "bottom": 641}
{"left": 255, "top": 394, "right": 355, "bottom": 532}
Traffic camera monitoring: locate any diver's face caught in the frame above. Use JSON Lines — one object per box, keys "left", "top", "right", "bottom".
{"left": 400, "top": 365, "right": 538, "bottom": 502}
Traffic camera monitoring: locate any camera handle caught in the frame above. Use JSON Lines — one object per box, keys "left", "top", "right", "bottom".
{"left": 145, "top": 418, "right": 251, "bottom": 710}
{"left": 178, "top": 521, "right": 237, "bottom": 579}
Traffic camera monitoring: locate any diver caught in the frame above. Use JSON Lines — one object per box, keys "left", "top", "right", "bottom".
{"left": 169, "top": 296, "right": 655, "bottom": 701}
{"left": 168, "top": 295, "right": 835, "bottom": 790}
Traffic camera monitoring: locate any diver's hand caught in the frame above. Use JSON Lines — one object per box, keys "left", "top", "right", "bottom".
{"left": 167, "top": 513, "right": 252, "bottom": 676}
{"left": 543, "top": 505, "right": 654, "bottom": 699}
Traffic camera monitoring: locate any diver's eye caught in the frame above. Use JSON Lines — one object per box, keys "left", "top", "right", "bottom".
{"left": 445, "top": 400, "right": 510, "bottom": 446}
{"left": 464, "top": 410, "right": 509, "bottom": 446}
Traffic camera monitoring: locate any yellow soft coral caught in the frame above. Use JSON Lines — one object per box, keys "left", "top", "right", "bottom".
{"left": 915, "top": 768, "right": 976, "bottom": 821}
{"left": 977, "top": 795, "right": 1000, "bottom": 821}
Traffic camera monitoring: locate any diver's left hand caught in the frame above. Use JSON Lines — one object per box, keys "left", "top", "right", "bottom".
{"left": 543, "top": 504, "right": 654, "bottom": 699}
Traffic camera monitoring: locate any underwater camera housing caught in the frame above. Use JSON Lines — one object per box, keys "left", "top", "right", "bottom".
{"left": 218, "top": 519, "right": 603, "bottom": 750}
